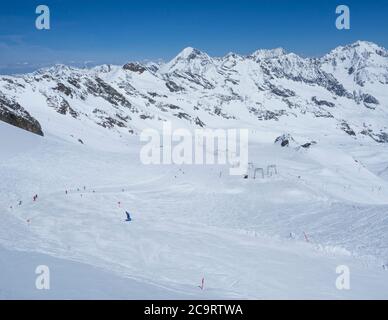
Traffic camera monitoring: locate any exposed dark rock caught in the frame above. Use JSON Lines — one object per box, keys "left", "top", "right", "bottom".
{"left": 146, "top": 64, "right": 159, "bottom": 73}
{"left": 362, "top": 93, "right": 379, "bottom": 105}
{"left": 249, "top": 107, "right": 287, "bottom": 121}
{"left": 54, "top": 82, "right": 73, "bottom": 97}
{"left": 311, "top": 109, "right": 334, "bottom": 118}
{"left": 139, "top": 114, "right": 153, "bottom": 120}
{"left": 263, "top": 62, "right": 350, "bottom": 98}
{"left": 156, "top": 103, "right": 182, "bottom": 112}
{"left": 173, "top": 71, "right": 215, "bottom": 89}
{"left": 281, "top": 140, "right": 289, "bottom": 147}
{"left": 300, "top": 141, "right": 317, "bottom": 149}
{"left": 225, "top": 78, "right": 239, "bottom": 85}
{"left": 57, "top": 99, "right": 78, "bottom": 118}
{"left": 311, "top": 96, "right": 335, "bottom": 108}
{"left": 98, "top": 116, "right": 126, "bottom": 129}
{"left": 140, "top": 94, "right": 156, "bottom": 104}
{"left": 93, "top": 109, "right": 128, "bottom": 129}
{"left": 212, "top": 106, "right": 236, "bottom": 119}
{"left": 166, "top": 80, "right": 185, "bottom": 93}
{"left": 148, "top": 92, "right": 168, "bottom": 98}
{"left": 166, "top": 104, "right": 180, "bottom": 110}
{"left": 67, "top": 77, "right": 81, "bottom": 89}
{"left": 275, "top": 134, "right": 295, "bottom": 147}
{"left": 270, "top": 86, "right": 295, "bottom": 98}
{"left": 116, "top": 113, "right": 131, "bottom": 123}
{"left": 0, "top": 94, "right": 44, "bottom": 136}
{"left": 2, "top": 78, "right": 25, "bottom": 89}
{"left": 362, "top": 130, "right": 388, "bottom": 143}
{"left": 340, "top": 121, "right": 356, "bottom": 136}
{"left": 123, "top": 62, "right": 146, "bottom": 74}
{"left": 360, "top": 125, "right": 388, "bottom": 143}
{"left": 194, "top": 117, "right": 205, "bottom": 127}
{"left": 86, "top": 78, "right": 137, "bottom": 112}
{"left": 117, "top": 82, "right": 137, "bottom": 96}
{"left": 376, "top": 132, "right": 388, "bottom": 143}
{"left": 174, "top": 112, "right": 191, "bottom": 120}
{"left": 92, "top": 108, "right": 104, "bottom": 114}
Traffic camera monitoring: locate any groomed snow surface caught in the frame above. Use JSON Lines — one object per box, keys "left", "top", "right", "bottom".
{"left": 1, "top": 121, "right": 388, "bottom": 299}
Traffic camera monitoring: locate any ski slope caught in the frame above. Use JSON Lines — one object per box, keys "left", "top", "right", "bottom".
{"left": 1, "top": 120, "right": 388, "bottom": 299}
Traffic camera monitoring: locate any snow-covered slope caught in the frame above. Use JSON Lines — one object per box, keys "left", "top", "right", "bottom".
{"left": 0, "top": 246, "right": 209, "bottom": 300}
{"left": 1, "top": 116, "right": 388, "bottom": 299}
{"left": 1, "top": 41, "right": 388, "bottom": 299}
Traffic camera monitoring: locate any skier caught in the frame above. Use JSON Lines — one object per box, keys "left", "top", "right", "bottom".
{"left": 125, "top": 211, "right": 132, "bottom": 222}
{"left": 18, "top": 200, "right": 22, "bottom": 206}
{"left": 198, "top": 277, "right": 205, "bottom": 290}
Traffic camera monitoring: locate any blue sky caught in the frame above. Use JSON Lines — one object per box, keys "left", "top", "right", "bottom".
{"left": 0, "top": 0, "right": 387, "bottom": 73}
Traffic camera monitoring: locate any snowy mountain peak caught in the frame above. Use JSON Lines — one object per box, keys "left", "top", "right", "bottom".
{"left": 326, "top": 41, "right": 387, "bottom": 58}
{"left": 37, "top": 64, "right": 78, "bottom": 76}
{"left": 159, "top": 47, "right": 213, "bottom": 74}
{"left": 176, "top": 47, "right": 205, "bottom": 60}
{"left": 321, "top": 41, "right": 388, "bottom": 87}
{"left": 251, "top": 47, "right": 287, "bottom": 61}
{"left": 347, "top": 40, "right": 386, "bottom": 53}
{"left": 224, "top": 52, "right": 240, "bottom": 58}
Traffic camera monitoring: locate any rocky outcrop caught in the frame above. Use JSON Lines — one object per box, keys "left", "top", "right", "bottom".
{"left": 0, "top": 94, "right": 44, "bottom": 136}
{"left": 312, "top": 96, "right": 335, "bottom": 108}
{"left": 123, "top": 62, "right": 146, "bottom": 74}
{"left": 275, "top": 134, "right": 295, "bottom": 147}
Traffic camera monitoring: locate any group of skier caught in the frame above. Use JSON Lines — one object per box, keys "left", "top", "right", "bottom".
{"left": 10, "top": 187, "right": 133, "bottom": 223}
{"left": 9, "top": 194, "right": 38, "bottom": 210}
{"left": 64, "top": 187, "right": 133, "bottom": 222}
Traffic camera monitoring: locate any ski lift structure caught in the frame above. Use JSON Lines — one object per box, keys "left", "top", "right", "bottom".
{"left": 247, "top": 163, "right": 278, "bottom": 179}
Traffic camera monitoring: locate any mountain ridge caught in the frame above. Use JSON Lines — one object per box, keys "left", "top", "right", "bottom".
{"left": 1, "top": 40, "right": 387, "bottom": 148}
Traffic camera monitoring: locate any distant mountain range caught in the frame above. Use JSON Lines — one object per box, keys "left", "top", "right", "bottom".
{"left": 1, "top": 40, "right": 387, "bottom": 147}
